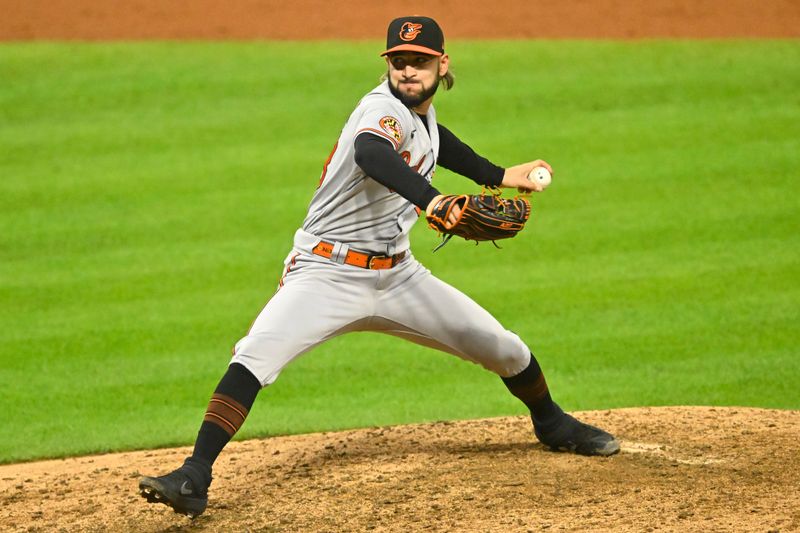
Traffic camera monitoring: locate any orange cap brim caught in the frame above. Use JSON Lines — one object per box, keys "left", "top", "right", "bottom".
{"left": 380, "top": 44, "right": 443, "bottom": 57}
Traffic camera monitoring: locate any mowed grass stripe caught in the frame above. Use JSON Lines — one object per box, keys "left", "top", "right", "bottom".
{"left": 1, "top": 40, "right": 798, "bottom": 462}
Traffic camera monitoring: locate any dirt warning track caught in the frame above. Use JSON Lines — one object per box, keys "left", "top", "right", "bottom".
{"left": 2, "top": 0, "right": 799, "bottom": 41}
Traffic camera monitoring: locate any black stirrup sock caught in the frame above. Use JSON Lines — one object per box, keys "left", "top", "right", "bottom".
{"left": 190, "top": 363, "right": 261, "bottom": 468}
{"left": 501, "top": 354, "right": 561, "bottom": 426}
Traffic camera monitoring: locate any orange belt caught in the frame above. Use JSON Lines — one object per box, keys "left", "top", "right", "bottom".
{"left": 312, "top": 241, "right": 407, "bottom": 270}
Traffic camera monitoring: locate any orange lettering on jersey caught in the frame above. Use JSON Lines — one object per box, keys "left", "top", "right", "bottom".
{"left": 317, "top": 141, "right": 339, "bottom": 188}
{"left": 412, "top": 155, "right": 426, "bottom": 173}
{"left": 399, "top": 22, "right": 422, "bottom": 41}
{"left": 400, "top": 151, "right": 411, "bottom": 164}
{"left": 379, "top": 116, "right": 403, "bottom": 144}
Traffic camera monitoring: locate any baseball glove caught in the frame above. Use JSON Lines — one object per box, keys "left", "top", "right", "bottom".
{"left": 426, "top": 189, "right": 531, "bottom": 250}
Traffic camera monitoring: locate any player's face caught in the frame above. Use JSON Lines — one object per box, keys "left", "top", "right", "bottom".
{"left": 386, "top": 52, "right": 449, "bottom": 109}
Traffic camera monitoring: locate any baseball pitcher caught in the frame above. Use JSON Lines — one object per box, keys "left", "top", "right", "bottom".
{"left": 139, "top": 16, "right": 619, "bottom": 518}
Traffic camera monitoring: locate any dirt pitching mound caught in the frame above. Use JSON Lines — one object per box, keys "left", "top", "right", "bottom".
{"left": 1, "top": 406, "right": 798, "bottom": 532}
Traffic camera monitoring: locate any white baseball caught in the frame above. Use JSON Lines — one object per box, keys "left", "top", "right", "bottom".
{"left": 529, "top": 166, "right": 552, "bottom": 189}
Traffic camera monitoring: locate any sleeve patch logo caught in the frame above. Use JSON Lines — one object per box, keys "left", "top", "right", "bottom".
{"left": 379, "top": 116, "right": 403, "bottom": 143}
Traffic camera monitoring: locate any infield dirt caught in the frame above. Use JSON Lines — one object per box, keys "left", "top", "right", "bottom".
{"left": 2, "top": 1, "right": 799, "bottom": 532}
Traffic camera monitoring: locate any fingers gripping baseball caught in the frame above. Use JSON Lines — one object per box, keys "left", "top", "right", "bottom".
{"left": 502, "top": 160, "right": 554, "bottom": 192}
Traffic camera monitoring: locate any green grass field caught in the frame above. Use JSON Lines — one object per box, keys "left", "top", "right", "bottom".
{"left": 1, "top": 40, "right": 798, "bottom": 463}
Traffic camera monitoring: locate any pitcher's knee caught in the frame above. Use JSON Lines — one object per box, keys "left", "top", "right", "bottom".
{"left": 483, "top": 349, "right": 531, "bottom": 378}
{"left": 231, "top": 334, "right": 298, "bottom": 387}
{"left": 466, "top": 330, "right": 531, "bottom": 378}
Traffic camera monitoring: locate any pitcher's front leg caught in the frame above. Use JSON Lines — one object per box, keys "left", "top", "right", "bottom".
{"left": 380, "top": 267, "right": 619, "bottom": 456}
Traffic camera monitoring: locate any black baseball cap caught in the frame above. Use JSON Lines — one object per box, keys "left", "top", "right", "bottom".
{"left": 381, "top": 16, "right": 445, "bottom": 57}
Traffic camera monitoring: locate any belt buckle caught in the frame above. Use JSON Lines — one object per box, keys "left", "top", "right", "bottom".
{"left": 367, "top": 254, "right": 391, "bottom": 269}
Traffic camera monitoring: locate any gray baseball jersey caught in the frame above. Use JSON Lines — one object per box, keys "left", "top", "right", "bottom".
{"left": 232, "top": 81, "right": 531, "bottom": 386}
{"left": 302, "top": 81, "right": 439, "bottom": 256}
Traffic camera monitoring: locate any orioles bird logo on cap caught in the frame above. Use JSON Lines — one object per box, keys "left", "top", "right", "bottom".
{"left": 399, "top": 22, "right": 422, "bottom": 41}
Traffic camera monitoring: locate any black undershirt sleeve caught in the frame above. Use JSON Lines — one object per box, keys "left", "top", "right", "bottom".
{"left": 436, "top": 123, "right": 505, "bottom": 187}
{"left": 353, "top": 133, "right": 441, "bottom": 210}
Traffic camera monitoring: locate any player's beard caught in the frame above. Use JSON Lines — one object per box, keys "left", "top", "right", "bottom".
{"left": 389, "top": 75, "right": 441, "bottom": 109}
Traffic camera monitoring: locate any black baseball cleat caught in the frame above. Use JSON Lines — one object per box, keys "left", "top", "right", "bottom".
{"left": 533, "top": 409, "right": 620, "bottom": 457}
{"left": 139, "top": 458, "right": 212, "bottom": 518}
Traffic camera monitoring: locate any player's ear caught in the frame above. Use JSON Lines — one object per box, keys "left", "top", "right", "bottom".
{"left": 438, "top": 54, "right": 450, "bottom": 76}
